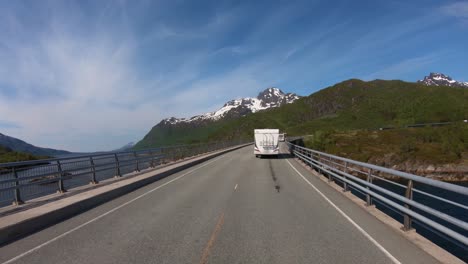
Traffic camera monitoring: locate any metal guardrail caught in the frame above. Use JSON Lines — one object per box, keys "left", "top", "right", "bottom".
{"left": 286, "top": 136, "right": 303, "bottom": 142}
{"left": 376, "top": 120, "right": 467, "bottom": 131}
{"left": 0, "top": 140, "right": 249, "bottom": 207}
{"left": 286, "top": 142, "right": 468, "bottom": 247}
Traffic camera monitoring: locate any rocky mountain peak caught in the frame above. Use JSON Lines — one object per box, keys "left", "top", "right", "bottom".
{"left": 257, "top": 87, "right": 299, "bottom": 108}
{"left": 418, "top": 73, "right": 468, "bottom": 88}
{"left": 160, "top": 87, "right": 301, "bottom": 126}
{"left": 257, "top": 87, "right": 284, "bottom": 100}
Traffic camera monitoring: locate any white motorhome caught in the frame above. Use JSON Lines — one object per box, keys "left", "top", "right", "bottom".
{"left": 254, "top": 129, "right": 280, "bottom": 157}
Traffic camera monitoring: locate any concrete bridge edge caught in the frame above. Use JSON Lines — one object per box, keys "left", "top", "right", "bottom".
{"left": 0, "top": 143, "right": 252, "bottom": 246}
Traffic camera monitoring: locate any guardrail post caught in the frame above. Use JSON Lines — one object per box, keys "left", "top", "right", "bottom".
{"left": 343, "top": 161, "right": 349, "bottom": 192}
{"left": 89, "top": 157, "right": 98, "bottom": 184}
{"left": 12, "top": 167, "right": 24, "bottom": 205}
{"left": 327, "top": 156, "right": 333, "bottom": 182}
{"left": 366, "top": 169, "right": 373, "bottom": 206}
{"left": 403, "top": 180, "right": 414, "bottom": 231}
{"left": 114, "top": 153, "right": 121, "bottom": 177}
{"left": 56, "top": 161, "right": 67, "bottom": 193}
{"left": 134, "top": 151, "right": 140, "bottom": 172}
{"left": 307, "top": 150, "right": 312, "bottom": 168}
{"left": 150, "top": 151, "right": 155, "bottom": 168}
{"left": 318, "top": 153, "right": 322, "bottom": 174}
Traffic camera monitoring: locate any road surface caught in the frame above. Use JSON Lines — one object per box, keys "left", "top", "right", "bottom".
{"left": 0, "top": 145, "right": 439, "bottom": 264}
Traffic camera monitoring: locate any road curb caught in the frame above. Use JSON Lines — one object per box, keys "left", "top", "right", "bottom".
{"left": 0, "top": 143, "right": 251, "bottom": 246}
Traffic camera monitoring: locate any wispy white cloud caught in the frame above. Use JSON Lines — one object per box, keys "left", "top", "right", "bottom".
{"left": 165, "top": 66, "right": 264, "bottom": 116}
{"left": 0, "top": 0, "right": 466, "bottom": 152}
{"left": 442, "top": 1, "right": 468, "bottom": 19}
{"left": 0, "top": 1, "right": 266, "bottom": 151}
{"left": 364, "top": 54, "right": 441, "bottom": 80}
{"left": 0, "top": 3, "right": 169, "bottom": 151}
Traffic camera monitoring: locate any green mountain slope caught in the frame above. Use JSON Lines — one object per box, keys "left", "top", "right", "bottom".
{"left": 134, "top": 121, "right": 225, "bottom": 149}
{"left": 136, "top": 79, "right": 468, "bottom": 148}
{"left": 203, "top": 79, "right": 466, "bottom": 141}
{"left": 0, "top": 133, "right": 71, "bottom": 157}
{"left": 0, "top": 145, "right": 49, "bottom": 163}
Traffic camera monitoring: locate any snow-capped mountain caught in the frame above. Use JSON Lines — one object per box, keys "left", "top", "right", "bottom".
{"left": 161, "top": 88, "right": 300, "bottom": 125}
{"left": 417, "top": 73, "right": 468, "bottom": 88}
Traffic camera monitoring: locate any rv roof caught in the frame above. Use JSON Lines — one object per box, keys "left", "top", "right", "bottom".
{"left": 254, "top": 129, "right": 279, "bottom": 133}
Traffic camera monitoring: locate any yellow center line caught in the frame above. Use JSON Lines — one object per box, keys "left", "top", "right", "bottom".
{"left": 199, "top": 212, "right": 225, "bottom": 264}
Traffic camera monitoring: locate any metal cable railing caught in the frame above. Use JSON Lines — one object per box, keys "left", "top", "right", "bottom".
{"left": 0, "top": 140, "right": 250, "bottom": 207}
{"left": 286, "top": 142, "right": 468, "bottom": 247}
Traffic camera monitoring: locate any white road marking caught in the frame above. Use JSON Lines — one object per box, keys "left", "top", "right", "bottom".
{"left": 234, "top": 184, "right": 238, "bottom": 190}
{"left": 285, "top": 159, "right": 401, "bottom": 264}
{"left": 1, "top": 155, "right": 226, "bottom": 264}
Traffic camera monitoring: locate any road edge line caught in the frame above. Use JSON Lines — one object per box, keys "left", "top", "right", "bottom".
{"left": 286, "top": 159, "right": 401, "bottom": 264}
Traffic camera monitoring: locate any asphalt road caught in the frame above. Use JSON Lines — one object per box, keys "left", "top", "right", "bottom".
{"left": 0, "top": 145, "right": 440, "bottom": 264}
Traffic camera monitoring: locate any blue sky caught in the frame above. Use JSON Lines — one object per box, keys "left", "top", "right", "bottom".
{"left": 0, "top": 0, "right": 467, "bottom": 152}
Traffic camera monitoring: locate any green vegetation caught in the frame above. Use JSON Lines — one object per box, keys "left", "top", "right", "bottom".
{"left": 135, "top": 79, "right": 468, "bottom": 166}
{"left": 134, "top": 122, "right": 225, "bottom": 149}
{"left": 0, "top": 145, "right": 48, "bottom": 163}
{"left": 302, "top": 124, "right": 467, "bottom": 166}
{"left": 205, "top": 79, "right": 467, "bottom": 141}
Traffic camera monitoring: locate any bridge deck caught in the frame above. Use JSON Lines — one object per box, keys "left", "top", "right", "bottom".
{"left": 0, "top": 146, "right": 440, "bottom": 264}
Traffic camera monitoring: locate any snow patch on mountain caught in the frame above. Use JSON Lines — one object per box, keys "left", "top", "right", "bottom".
{"left": 418, "top": 73, "right": 468, "bottom": 88}
{"left": 162, "top": 88, "right": 300, "bottom": 125}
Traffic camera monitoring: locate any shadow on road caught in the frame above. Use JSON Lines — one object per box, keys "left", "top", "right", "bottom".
{"left": 256, "top": 153, "right": 292, "bottom": 160}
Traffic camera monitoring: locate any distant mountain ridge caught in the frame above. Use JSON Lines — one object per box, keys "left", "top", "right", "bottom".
{"left": 113, "top": 142, "right": 135, "bottom": 152}
{"left": 135, "top": 75, "right": 467, "bottom": 149}
{"left": 162, "top": 87, "right": 300, "bottom": 125}
{"left": 417, "top": 72, "right": 468, "bottom": 88}
{"left": 135, "top": 87, "right": 300, "bottom": 148}
{"left": 0, "top": 133, "right": 71, "bottom": 157}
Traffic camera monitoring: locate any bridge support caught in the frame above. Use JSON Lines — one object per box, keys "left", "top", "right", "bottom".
{"left": 365, "top": 169, "right": 373, "bottom": 206}
{"left": 134, "top": 152, "right": 140, "bottom": 172}
{"left": 114, "top": 153, "right": 121, "bottom": 177}
{"left": 343, "top": 161, "right": 349, "bottom": 192}
{"left": 89, "top": 157, "right": 98, "bottom": 185}
{"left": 403, "top": 180, "right": 414, "bottom": 231}
{"left": 317, "top": 153, "right": 322, "bottom": 175}
{"left": 57, "top": 161, "right": 67, "bottom": 193}
{"left": 150, "top": 151, "right": 155, "bottom": 168}
{"left": 12, "top": 167, "right": 24, "bottom": 205}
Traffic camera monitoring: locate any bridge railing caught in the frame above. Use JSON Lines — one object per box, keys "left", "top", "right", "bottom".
{"left": 286, "top": 142, "right": 468, "bottom": 248}
{"left": 0, "top": 140, "right": 249, "bottom": 207}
